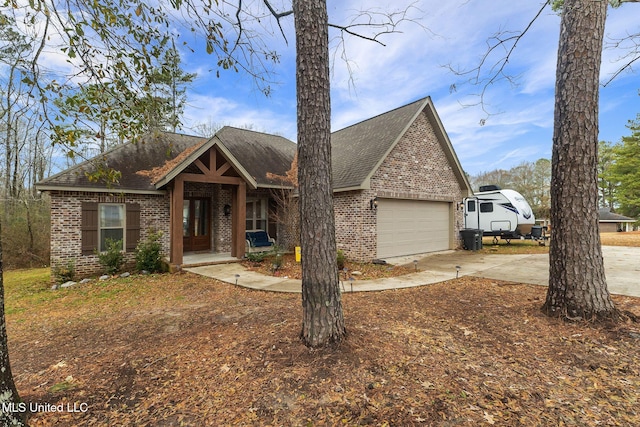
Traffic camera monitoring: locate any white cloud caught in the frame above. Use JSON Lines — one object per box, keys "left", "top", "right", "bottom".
{"left": 182, "top": 93, "right": 297, "bottom": 138}
{"left": 170, "top": 0, "right": 638, "bottom": 176}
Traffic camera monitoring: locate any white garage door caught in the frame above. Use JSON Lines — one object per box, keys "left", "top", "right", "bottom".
{"left": 377, "top": 199, "right": 451, "bottom": 258}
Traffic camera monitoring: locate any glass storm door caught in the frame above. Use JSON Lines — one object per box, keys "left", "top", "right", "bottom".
{"left": 182, "top": 198, "right": 211, "bottom": 252}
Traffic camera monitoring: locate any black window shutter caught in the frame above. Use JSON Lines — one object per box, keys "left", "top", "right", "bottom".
{"left": 126, "top": 203, "right": 141, "bottom": 252}
{"left": 81, "top": 202, "right": 99, "bottom": 255}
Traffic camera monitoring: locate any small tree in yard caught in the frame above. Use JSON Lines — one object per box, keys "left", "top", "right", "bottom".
{"left": 267, "top": 154, "right": 300, "bottom": 250}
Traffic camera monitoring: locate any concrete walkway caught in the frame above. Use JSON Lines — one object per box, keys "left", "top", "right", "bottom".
{"left": 184, "top": 262, "right": 456, "bottom": 293}
{"left": 185, "top": 246, "right": 640, "bottom": 297}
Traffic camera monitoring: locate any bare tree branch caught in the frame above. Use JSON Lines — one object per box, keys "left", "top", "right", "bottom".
{"left": 445, "top": 2, "right": 549, "bottom": 123}
{"left": 261, "top": 0, "right": 293, "bottom": 44}
{"left": 603, "top": 30, "right": 640, "bottom": 86}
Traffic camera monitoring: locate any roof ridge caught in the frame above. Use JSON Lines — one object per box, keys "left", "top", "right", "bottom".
{"left": 219, "top": 125, "right": 290, "bottom": 141}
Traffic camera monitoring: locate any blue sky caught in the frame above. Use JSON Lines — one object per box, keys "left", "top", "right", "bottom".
{"left": 175, "top": 1, "right": 640, "bottom": 177}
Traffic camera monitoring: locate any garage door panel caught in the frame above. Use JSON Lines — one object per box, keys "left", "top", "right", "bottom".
{"left": 377, "top": 199, "right": 450, "bottom": 258}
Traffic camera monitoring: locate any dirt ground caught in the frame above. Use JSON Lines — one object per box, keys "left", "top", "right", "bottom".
{"left": 7, "top": 270, "right": 640, "bottom": 426}
{"left": 242, "top": 255, "right": 415, "bottom": 281}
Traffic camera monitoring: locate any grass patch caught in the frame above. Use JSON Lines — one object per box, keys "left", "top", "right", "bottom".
{"left": 480, "top": 237, "right": 549, "bottom": 254}
{"left": 4, "top": 270, "right": 172, "bottom": 328}
{"left": 600, "top": 231, "right": 640, "bottom": 247}
{"left": 4, "top": 268, "right": 64, "bottom": 314}
{"left": 49, "top": 381, "right": 76, "bottom": 393}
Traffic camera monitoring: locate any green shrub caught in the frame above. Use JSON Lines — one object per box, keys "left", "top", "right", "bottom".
{"left": 97, "top": 238, "right": 125, "bottom": 275}
{"left": 53, "top": 259, "right": 76, "bottom": 283}
{"left": 337, "top": 250, "right": 346, "bottom": 270}
{"left": 246, "top": 251, "right": 268, "bottom": 263}
{"left": 135, "top": 230, "right": 164, "bottom": 273}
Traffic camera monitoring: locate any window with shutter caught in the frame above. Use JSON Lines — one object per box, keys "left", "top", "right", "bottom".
{"left": 99, "top": 204, "right": 125, "bottom": 251}
{"left": 81, "top": 202, "right": 141, "bottom": 254}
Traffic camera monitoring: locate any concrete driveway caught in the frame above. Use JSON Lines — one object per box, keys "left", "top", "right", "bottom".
{"left": 409, "top": 246, "right": 640, "bottom": 297}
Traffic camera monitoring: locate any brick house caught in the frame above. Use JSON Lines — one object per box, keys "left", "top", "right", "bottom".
{"left": 37, "top": 96, "right": 472, "bottom": 278}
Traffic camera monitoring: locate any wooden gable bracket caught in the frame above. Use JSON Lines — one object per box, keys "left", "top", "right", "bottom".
{"left": 181, "top": 147, "right": 244, "bottom": 185}
{"left": 169, "top": 145, "right": 247, "bottom": 267}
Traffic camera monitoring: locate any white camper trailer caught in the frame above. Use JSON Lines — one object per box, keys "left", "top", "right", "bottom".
{"left": 463, "top": 185, "right": 536, "bottom": 242}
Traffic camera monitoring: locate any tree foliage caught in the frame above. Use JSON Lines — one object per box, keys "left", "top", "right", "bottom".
{"left": 142, "top": 42, "right": 197, "bottom": 133}
{"left": 609, "top": 115, "right": 640, "bottom": 219}
{"left": 266, "top": 154, "right": 300, "bottom": 250}
{"left": 597, "top": 140, "right": 617, "bottom": 209}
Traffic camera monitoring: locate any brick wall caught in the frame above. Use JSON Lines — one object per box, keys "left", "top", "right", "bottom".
{"left": 49, "top": 191, "right": 170, "bottom": 279}
{"left": 48, "top": 185, "right": 271, "bottom": 280}
{"left": 334, "top": 190, "right": 376, "bottom": 261}
{"left": 213, "top": 185, "right": 233, "bottom": 253}
{"left": 334, "top": 111, "right": 466, "bottom": 261}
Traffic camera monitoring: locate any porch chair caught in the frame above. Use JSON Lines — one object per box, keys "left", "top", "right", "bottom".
{"left": 245, "top": 229, "right": 276, "bottom": 254}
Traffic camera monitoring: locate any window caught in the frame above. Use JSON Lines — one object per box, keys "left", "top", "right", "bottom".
{"left": 467, "top": 200, "right": 476, "bottom": 212}
{"left": 246, "top": 199, "right": 267, "bottom": 231}
{"left": 99, "top": 204, "right": 125, "bottom": 251}
{"left": 81, "top": 202, "right": 140, "bottom": 255}
{"left": 480, "top": 202, "right": 494, "bottom": 213}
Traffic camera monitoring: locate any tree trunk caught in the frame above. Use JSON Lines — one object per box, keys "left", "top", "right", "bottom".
{"left": 542, "top": 0, "right": 618, "bottom": 320}
{"left": 0, "top": 219, "right": 26, "bottom": 426}
{"left": 293, "top": 0, "right": 346, "bottom": 347}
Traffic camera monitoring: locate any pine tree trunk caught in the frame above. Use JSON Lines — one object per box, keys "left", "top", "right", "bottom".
{"left": 542, "top": 0, "right": 618, "bottom": 320}
{"left": 293, "top": 0, "right": 346, "bottom": 347}
{"left": 0, "top": 219, "right": 26, "bottom": 426}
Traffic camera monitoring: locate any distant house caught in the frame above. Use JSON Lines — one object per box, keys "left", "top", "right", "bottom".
{"left": 36, "top": 96, "right": 472, "bottom": 278}
{"left": 599, "top": 208, "right": 636, "bottom": 232}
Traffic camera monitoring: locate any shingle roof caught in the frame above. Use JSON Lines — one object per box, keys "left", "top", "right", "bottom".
{"left": 330, "top": 96, "right": 471, "bottom": 194}
{"left": 36, "top": 97, "right": 471, "bottom": 196}
{"left": 331, "top": 98, "right": 427, "bottom": 190}
{"left": 215, "top": 127, "right": 296, "bottom": 187}
{"left": 36, "top": 132, "right": 208, "bottom": 193}
{"left": 599, "top": 208, "right": 635, "bottom": 222}
{"left": 36, "top": 128, "right": 297, "bottom": 193}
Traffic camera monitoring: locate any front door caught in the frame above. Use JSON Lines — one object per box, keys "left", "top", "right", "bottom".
{"left": 183, "top": 198, "right": 211, "bottom": 252}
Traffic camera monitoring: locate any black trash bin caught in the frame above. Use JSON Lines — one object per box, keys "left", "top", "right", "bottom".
{"left": 460, "top": 229, "right": 483, "bottom": 250}
{"left": 531, "top": 225, "right": 543, "bottom": 239}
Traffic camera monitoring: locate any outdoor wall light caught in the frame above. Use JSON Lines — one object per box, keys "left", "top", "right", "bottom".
{"left": 370, "top": 196, "right": 378, "bottom": 210}
{"left": 223, "top": 204, "right": 231, "bottom": 217}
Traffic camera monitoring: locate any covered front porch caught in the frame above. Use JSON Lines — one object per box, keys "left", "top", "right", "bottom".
{"left": 145, "top": 129, "right": 294, "bottom": 270}
{"left": 154, "top": 143, "right": 251, "bottom": 270}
